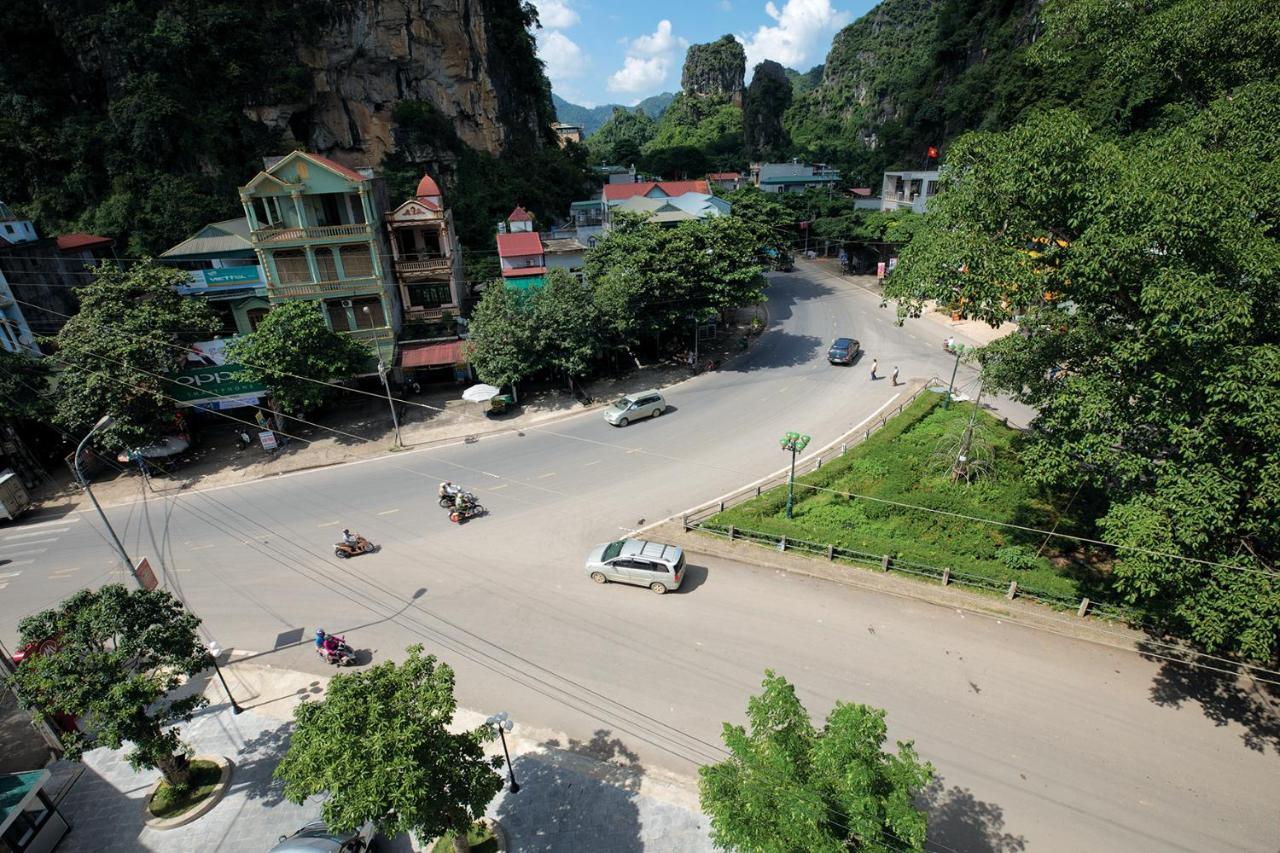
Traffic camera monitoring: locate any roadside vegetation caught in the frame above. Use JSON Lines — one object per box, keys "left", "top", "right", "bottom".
{"left": 708, "top": 393, "right": 1105, "bottom": 602}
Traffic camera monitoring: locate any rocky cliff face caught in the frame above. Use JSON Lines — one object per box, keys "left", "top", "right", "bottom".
{"left": 680, "top": 35, "right": 746, "bottom": 105}
{"left": 245, "top": 0, "right": 551, "bottom": 166}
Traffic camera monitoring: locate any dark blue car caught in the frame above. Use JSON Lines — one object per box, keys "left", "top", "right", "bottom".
{"left": 827, "top": 337, "right": 861, "bottom": 365}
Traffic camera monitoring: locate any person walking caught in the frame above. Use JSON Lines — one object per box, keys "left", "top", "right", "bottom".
{"left": 891, "top": 366, "right": 900, "bottom": 386}
{"left": 870, "top": 359, "right": 879, "bottom": 380}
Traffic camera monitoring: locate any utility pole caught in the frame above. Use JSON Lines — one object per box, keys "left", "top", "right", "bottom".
{"left": 364, "top": 306, "right": 401, "bottom": 447}
{"left": 944, "top": 343, "right": 964, "bottom": 410}
{"left": 74, "top": 415, "right": 140, "bottom": 589}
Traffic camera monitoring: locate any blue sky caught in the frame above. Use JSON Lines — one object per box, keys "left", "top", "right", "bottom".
{"left": 529, "top": 0, "right": 876, "bottom": 107}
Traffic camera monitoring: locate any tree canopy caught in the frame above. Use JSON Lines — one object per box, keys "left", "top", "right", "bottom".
{"left": 465, "top": 283, "right": 536, "bottom": 392}
{"left": 700, "top": 670, "right": 933, "bottom": 852}
{"left": 5, "top": 585, "right": 209, "bottom": 787}
{"left": 588, "top": 107, "right": 657, "bottom": 167}
{"left": 227, "top": 300, "right": 371, "bottom": 416}
{"left": 51, "top": 260, "right": 221, "bottom": 450}
{"left": 274, "top": 646, "right": 503, "bottom": 849}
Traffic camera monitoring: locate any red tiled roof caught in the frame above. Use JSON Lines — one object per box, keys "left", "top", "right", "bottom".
{"left": 55, "top": 233, "right": 113, "bottom": 251}
{"left": 496, "top": 231, "right": 544, "bottom": 258}
{"left": 303, "top": 153, "right": 367, "bottom": 183}
{"left": 415, "top": 174, "right": 442, "bottom": 198}
{"left": 849, "top": 187, "right": 872, "bottom": 197}
{"left": 708, "top": 172, "right": 741, "bottom": 181}
{"left": 507, "top": 206, "right": 532, "bottom": 222}
{"left": 399, "top": 339, "right": 464, "bottom": 369}
{"left": 603, "top": 180, "right": 710, "bottom": 202}
{"left": 501, "top": 266, "right": 546, "bottom": 278}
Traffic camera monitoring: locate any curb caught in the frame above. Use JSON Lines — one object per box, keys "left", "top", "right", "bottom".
{"left": 142, "top": 755, "right": 234, "bottom": 830}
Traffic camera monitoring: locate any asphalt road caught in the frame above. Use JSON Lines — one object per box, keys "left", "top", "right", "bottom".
{"left": 1, "top": 266, "right": 1274, "bottom": 851}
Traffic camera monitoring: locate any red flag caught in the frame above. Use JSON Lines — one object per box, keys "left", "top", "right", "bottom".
{"left": 927, "top": 146, "right": 939, "bottom": 159}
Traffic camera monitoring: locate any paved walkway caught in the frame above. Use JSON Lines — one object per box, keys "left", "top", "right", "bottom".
{"left": 48, "top": 663, "right": 713, "bottom": 852}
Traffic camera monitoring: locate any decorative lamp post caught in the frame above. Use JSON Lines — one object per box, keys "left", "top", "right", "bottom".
{"left": 206, "top": 641, "right": 243, "bottom": 715}
{"left": 779, "top": 431, "right": 811, "bottom": 519}
{"left": 485, "top": 712, "right": 520, "bottom": 793}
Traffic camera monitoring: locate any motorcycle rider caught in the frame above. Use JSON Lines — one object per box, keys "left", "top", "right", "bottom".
{"left": 341, "top": 528, "right": 358, "bottom": 548}
{"left": 439, "top": 481, "right": 458, "bottom": 499}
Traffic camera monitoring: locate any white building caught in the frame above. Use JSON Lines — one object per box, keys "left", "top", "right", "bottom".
{"left": 880, "top": 170, "right": 940, "bottom": 214}
{"left": 0, "top": 203, "right": 43, "bottom": 354}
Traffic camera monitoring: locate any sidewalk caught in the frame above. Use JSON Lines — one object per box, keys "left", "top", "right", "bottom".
{"left": 28, "top": 304, "right": 766, "bottom": 514}
{"left": 48, "top": 661, "right": 713, "bottom": 852}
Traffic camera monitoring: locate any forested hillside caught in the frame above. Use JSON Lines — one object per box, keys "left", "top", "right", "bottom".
{"left": 552, "top": 93, "right": 675, "bottom": 137}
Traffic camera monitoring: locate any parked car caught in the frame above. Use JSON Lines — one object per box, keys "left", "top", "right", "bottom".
{"left": 603, "top": 390, "right": 667, "bottom": 427}
{"left": 585, "top": 539, "right": 685, "bottom": 594}
{"left": 0, "top": 470, "right": 31, "bottom": 521}
{"left": 827, "top": 337, "right": 861, "bottom": 365}
{"left": 269, "top": 819, "right": 377, "bottom": 853}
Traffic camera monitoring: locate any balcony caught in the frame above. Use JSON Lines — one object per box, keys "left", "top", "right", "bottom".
{"left": 395, "top": 256, "right": 452, "bottom": 279}
{"left": 270, "top": 276, "right": 383, "bottom": 299}
{"left": 345, "top": 326, "right": 394, "bottom": 342}
{"left": 252, "top": 223, "right": 370, "bottom": 244}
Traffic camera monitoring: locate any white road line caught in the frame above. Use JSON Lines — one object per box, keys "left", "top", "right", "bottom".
{"left": 4, "top": 560, "right": 35, "bottom": 567}
{"left": 189, "top": 544, "right": 215, "bottom": 551}
{"left": 626, "top": 448, "right": 642, "bottom": 454}
{"left": 489, "top": 484, "right": 509, "bottom": 491}
{"left": 316, "top": 521, "right": 339, "bottom": 527}
{"left": 537, "top": 472, "right": 557, "bottom": 479}
{"left": 0, "top": 570, "right": 22, "bottom": 579}
{"left": 0, "top": 538, "right": 57, "bottom": 550}
{"left": 481, "top": 471, "right": 502, "bottom": 479}
{"left": 0, "top": 549, "right": 46, "bottom": 559}
{"left": 583, "top": 460, "right": 602, "bottom": 467}
{"left": 377, "top": 509, "right": 400, "bottom": 516}
{"left": 6, "top": 517, "right": 79, "bottom": 532}
{"left": 4, "top": 529, "right": 68, "bottom": 540}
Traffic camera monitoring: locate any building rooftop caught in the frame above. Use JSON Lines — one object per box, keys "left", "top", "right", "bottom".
{"left": 160, "top": 218, "right": 253, "bottom": 257}
{"left": 542, "top": 237, "right": 587, "bottom": 254}
{"left": 496, "top": 231, "right": 544, "bottom": 258}
{"left": 708, "top": 172, "right": 742, "bottom": 181}
{"left": 603, "top": 180, "right": 710, "bottom": 203}
{"left": 507, "top": 206, "right": 533, "bottom": 222}
{"left": 55, "top": 233, "right": 113, "bottom": 252}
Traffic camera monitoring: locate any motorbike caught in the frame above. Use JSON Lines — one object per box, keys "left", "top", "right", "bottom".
{"left": 438, "top": 483, "right": 477, "bottom": 508}
{"left": 449, "top": 501, "right": 485, "bottom": 524}
{"left": 314, "top": 632, "right": 356, "bottom": 666}
{"left": 334, "top": 534, "right": 376, "bottom": 558}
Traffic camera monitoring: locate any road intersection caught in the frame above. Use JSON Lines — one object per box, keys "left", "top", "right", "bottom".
{"left": 1, "top": 266, "right": 1275, "bottom": 851}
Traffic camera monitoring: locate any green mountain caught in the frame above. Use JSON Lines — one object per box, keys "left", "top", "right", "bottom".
{"left": 552, "top": 92, "right": 675, "bottom": 137}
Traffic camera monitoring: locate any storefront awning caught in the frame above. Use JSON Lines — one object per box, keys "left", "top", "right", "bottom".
{"left": 399, "top": 339, "right": 465, "bottom": 369}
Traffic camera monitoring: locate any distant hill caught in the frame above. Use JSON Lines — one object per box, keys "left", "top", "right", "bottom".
{"left": 551, "top": 92, "right": 676, "bottom": 137}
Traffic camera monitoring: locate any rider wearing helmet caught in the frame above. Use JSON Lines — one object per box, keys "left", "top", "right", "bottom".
{"left": 342, "top": 529, "right": 358, "bottom": 546}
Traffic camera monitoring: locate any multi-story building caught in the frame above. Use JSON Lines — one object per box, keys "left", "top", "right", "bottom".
{"left": 552, "top": 122, "right": 584, "bottom": 146}
{"left": 385, "top": 173, "right": 464, "bottom": 323}
{"left": 880, "top": 170, "right": 940, "bottom": 214}
{"left": 751, "top": 162, "right": 841, "bottom": 194}
{"left": 238, "top": 151, "right": 399, "bottom": 368}
{"left": 496, "top": 208, "right": 547, "bottom": 291}
{"left": 160, "top": 218, "right": 270, "bottom": 336}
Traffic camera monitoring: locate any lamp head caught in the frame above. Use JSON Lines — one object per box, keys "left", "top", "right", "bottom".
{"left": 93, "top": 414, "right": 115, "bottom": 431}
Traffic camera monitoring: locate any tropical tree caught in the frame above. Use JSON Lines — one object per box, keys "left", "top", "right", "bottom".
{"left": 887, "top": 96, "right": 1280, "bottom": 660}
{"left": 465, "top": 283, "right": 537, "bottom": 396}
{"left": 51, "top": 260, "right": 221, "bottom": 450}
{"left": 274, "top": 646, "right": 504, "bottom": 852}
{"left": 5, "top": 585, "right": 209, "bottom": 787}
{"left": 227, "top": 300, "right": 370, "bottom": 416}
{"left": 588, "top": 107, "right": 657, "bottom": 165}
{"left": 700, "top": 671, "right": 933, "bottom": 852}
{"left": 532, "top": 269, "right": 599, "bottom": 390}
{"left": 723, "top": 185, "right": 794, "bottom": 255}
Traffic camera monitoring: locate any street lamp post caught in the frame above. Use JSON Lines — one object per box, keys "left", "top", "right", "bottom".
{"left": 74, "top": 415, "right": 140, "bottom": 589}
{"left": 485, "top": 712, "right": 520, "bottom": 794}
{"left": 944, "top": 343, "right": 964, "bottom": 410}
{"left": 363, "top": 306, "right": 402, "bottom": 447}
{"left": 778, "top": 431, "right": 811, "bottom": 520}
{"left": 206, "top": 641, "right": 243, "bottom": 715}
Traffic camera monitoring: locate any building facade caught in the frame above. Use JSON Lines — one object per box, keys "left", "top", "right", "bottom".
{"left": 160, "top": 218, "right": 270, "bottom": 337}
{"left": 385, "top": 174, "right": 464, "bottom": 323}
{"left": 751, "top": 162, "right": 841, "bottom": 194}
{"left": 880, "top": 170, "right": 940, "bottom": 213}
{"left": 238, "top": 151, "right": 399, "bottom": 369}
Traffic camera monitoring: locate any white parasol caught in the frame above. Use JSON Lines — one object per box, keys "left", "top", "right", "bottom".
{"left": 462, "top": 383, "right": 501, "bottom": 403}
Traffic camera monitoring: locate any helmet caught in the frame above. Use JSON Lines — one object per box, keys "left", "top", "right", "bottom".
{"left": 343, "top": 528, "right": 350, "bottom": 535}
{"left": 315, "top": 628, "right": 326, "bottom": 640}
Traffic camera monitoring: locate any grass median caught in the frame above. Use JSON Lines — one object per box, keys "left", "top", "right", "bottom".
{"left": 707, "top": 392, "right": 1109, "bottom": 603}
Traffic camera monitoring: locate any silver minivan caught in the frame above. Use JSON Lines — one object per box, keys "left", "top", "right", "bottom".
{"left": 585, "top": 539, "right": 685, "bottom": 594}
{"left": 603, "top": 390, "right": 666, "bottom": 427}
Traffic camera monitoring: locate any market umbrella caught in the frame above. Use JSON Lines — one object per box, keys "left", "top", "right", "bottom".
{"left": 462, "top": 384, "right": 501, "bottom": 403}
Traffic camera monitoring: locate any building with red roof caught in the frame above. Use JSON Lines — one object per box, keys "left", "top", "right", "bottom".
{"left": 496, "top": 230, "right": 546, "bottom": 289}
{"left": 601, "top": 180, "right": 710, "bottom": 203}
{"left": 385, "top": 172, "right": 464, "bottom": 327}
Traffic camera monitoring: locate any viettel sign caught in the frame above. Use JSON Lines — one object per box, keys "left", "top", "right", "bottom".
{"left": 170, "top": 363, "right": 266, "bottom": 404}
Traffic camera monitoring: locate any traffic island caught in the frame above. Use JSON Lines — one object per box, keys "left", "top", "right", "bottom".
{"left": 429, "top": 817, "right": 506, "bottom": 852}
{"left": 142, "top": 755, "right": 233, "bottom": 830}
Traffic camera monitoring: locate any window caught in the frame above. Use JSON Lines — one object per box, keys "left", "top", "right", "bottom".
{"left": 326, "top": 300, "right": 351, "bottom": 332}
{"left": 352, "top": 297, "right": 385, "bottom": 329}
{"left": 346, "top": 193, "right": 366, "bottom": 225}
{"left": 340, "top": 246, "right": 374, "bottom": 279}
{"left": 272, "top": 251, "right": 310, "bottom": 284}
{"left": 406, "top": 282, "right": 451, "bottom": 309}
{"left": 4, "top": 224, "right": 13, "bottom": 234}
{"left": 246, "top": 308, "right": 269, "bottom": 330}
{"left": 314, "top": 248, "right": 338, "bottom": 282}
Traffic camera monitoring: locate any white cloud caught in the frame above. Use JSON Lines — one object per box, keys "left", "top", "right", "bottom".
{"left": 538, "top": 29, "right": 586, "bottom": 83}
{"left": 530, "top": 0, "right": 579, "bottom": 29}
{"left": 740, "top": 0, "right": 850, "bottom": 72}
{"left": 719, "top": 0, "right": 733, "bottom": 9}
{"left": 608, "top": 20, "right": 688, "bottom": 96}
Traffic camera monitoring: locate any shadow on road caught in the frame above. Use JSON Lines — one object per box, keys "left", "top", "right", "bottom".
{"left": 496, "top": 729, "right": 644, "bottom": 852}
{"left": 727, "top": 331, "right": 826, "bottom": 372}
{"left": 1140, "top": 641, "right": 1280, "bottom": 755}
{"left": 676, "top": 563, "right": 708, "bottom": 594}
{"left": 920, "top": 777, "right": 1027, "bottom": 852}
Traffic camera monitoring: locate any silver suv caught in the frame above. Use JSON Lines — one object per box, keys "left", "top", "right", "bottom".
{"left": 586, "top": 539, "right": 685, "bottom": 594}
{"left": 269, "top": 820, "right": 376, "bottom": 852}
{"left": 603, "top": 390, "right": 666, "bottom": 427}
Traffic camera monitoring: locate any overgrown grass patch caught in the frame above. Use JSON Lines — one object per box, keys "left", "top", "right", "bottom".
{"left": 710, "top": 393, "right": 1108, "bottom": 602}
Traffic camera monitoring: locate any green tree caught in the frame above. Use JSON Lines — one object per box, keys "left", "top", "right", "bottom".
{"left": 0, "top": 347, "right": 51, "bottom": 422}
{"left": 531, "top": 269, "right": 599, "bottom": 390}
{"left": 588, "top": 107, "right": 657, "bottom": 165}
{"left": 887, "top": 96, "right": 1280, "bottom": 660}
{"left": 646, "top": 93, "right": 745, "bottom": 170}
{"left": 5, "top": 585, "right": 209, "bottom": 788}
{"left": 700, "top": 671, "right": 933, "bottom": 852}
{"left": 274, "top": 646, "right": 503, "bottom": 852}
{"left": 723, "top": 186, "right": 794, "bottom": 255}
{"left": 465, "top": 283, "right": 537, "bottom": 394}
{"left": 227, "top": 301, "right": 370, "bottom": 416}
{"left": 51, "top": 260, "right": 221, "bottom": 450}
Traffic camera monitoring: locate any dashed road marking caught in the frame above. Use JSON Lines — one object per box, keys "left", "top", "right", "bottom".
{"left": 189, "top": 544, "right": 215, "bottom": 551}
{"left": 626, "top": 448, "right": 642, "bottom": 454}
{"left": 489, "top": 484, "right": 509, "bottom": 491}
{"left": 3, "top": 560, "right": 35, "bottom": 567}
{"left": 537, "top": 472, "right": 557, "bottom": 479}
{"left": 316, "top": 521, "right": 339, "bottom": 527}
{"left": 4, "top": 529, "right": 67, "bottom": 540}
{"left": 481, "top": 471, "right": 501, "bottom": 479}
{"left": 377, "top": 509, "right": 400, "bottom": 516}
{"left": 0, "top": 570, "right": 22, "bottom": 579}
{"left": 0, "top": 549, "right": 46, "bottom": 559}
{"left": 49, "top": 568, "right": 81, "bottom": 578}
{"left": 7, "top": 517, "right": 79, "bottom": 532}
{"left": 0, "top": 538, "right": 56, "bottom": 550}
{"left": 583, "top": 460, "right": 602, "bottom": 467}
